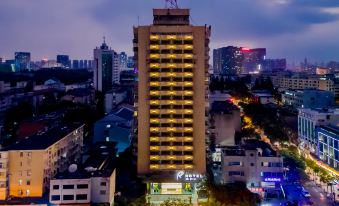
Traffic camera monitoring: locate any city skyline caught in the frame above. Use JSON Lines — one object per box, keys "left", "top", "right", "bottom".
{"left": 1, "top": 0, "right": 339, "bottom": 63}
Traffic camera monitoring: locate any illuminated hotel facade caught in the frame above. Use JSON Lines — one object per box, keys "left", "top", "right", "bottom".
{"left": 134, "top": 8, "right": 210, "bottom": 203}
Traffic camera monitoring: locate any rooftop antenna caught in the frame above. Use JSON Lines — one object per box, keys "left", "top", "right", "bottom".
{"left": 165, "top": 0, "right": 179, "bottom": 9}
{"left": 103, "top": 35, "right": 106, "bottom": 44}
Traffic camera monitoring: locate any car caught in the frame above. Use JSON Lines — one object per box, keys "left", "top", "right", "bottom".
{"left": 302, "top": 190, "right": 311, "bottom": 197}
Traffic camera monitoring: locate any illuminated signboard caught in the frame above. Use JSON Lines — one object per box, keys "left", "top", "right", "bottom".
{"left": 176, "top": 171, "right": 204, "bottom": 182}
{"left": 264, "top": 177, "right": 281, "bottom": 182}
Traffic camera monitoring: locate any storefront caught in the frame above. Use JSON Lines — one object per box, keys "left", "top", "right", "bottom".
{"left": 150, "top": 182, "right": 194, "bottom": 195}
{"left": 146, "top": 171, "right": 204, "bottom": 204}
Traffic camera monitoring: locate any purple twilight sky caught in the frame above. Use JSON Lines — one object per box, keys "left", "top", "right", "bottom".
{"left": 1, "top": 0, "right": 339, "bottom": 64}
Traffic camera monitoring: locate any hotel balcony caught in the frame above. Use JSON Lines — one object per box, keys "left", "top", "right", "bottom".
{"left": 150, "top": 34, "right": 193, "bottom": 41}
{"left": 149, "top": 53, "right": 194, "bottom": 59}
{"left": 150, "top": 109, "right": 193, "bottom": 115}
{"left": 149, "top": 63, "right": 194, "bottom": 69}
{"left": 149, "top": 118, "right": 193, "bottom": 124}
{"left": 150, "top": 155, "right": 193, "bottom": 161}
{"left": 150, "top": 137, "right": 193, "bottom": 142}
{"left": 149, "top": 91, "right": 193, "bottom": 96}
{"left": 149, "top": 81, "right": 193, "bottom": 87}
{"left": 150, "top": 146, "right": 193, "bottom": 151}
{"left": 150, "top": 164, "right": 193, "bottom": 170}
{"left": 149, "top": 100, "right": 193, "bottom": 105}
{"left": 149, "top": 44, "right": 193, "bottom": 50}
{"left": 149, "top": 72, "right": 193, "bottom": 78}
{"left": 150, "top": 127, "right": 193, "bottom": 133}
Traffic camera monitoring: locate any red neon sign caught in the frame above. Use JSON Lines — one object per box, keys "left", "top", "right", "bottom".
{"left": 241, "top": 47, "right": 251, "bottom": 52}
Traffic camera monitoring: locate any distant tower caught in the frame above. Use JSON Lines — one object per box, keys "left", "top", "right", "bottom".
{"left": 165, "top": 0, "right": 179, "bottom": 9}
{"left": 93, "top": 37, "right": 119, "bottom": 93}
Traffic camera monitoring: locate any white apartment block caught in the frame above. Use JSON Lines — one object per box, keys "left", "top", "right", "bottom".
{"left": 220, "top": 141, "right": 283, "bottom": 197}
{"left": 298, "top": 108, "right": 339, "bottom": 153}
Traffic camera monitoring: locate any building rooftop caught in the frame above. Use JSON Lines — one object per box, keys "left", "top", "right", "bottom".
{"left": 3, "top": 123, "right": 83, "bottom": 151}
{"left": 54, "top": 142, "right": 117, "bottom": 179}
{"left": 66, "top": 88, "right": 92, "bottom": 97}
{"left": 113, "top": 107, "right": 134, "bottom": 121}
{"left": 153, "top": 9, "right": 190, "bottom": 25}
{"left": 317, "top": 125, "right": 339, "bottom": 137}
{"left": 222, "top": 139, "right": 278, "bottom": 157}
{"left": 252, "top": 93, "right": 274, "bottom": 97}
{"left": 210, "top": 101, "right": 239, "bottom": 113}
{"left": 299, "top": 108, "right": 339, "bottom": 115}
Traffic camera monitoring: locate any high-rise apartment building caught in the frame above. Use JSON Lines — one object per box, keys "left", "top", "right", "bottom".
{"left": 72, "top": 60, "right": 79, "bottom": 69}
{"left": 134, "top": 8, "right": 210, "bottom": 203}
{"left": 242, "top": 48, "right": 266, "bottom": 73}
{"left": 14, "top": 52, "right": 31, "bottom": 71}
{"left": 56, "top": 55, "right": 70, "bottom": 68}
{"left": 94, "top": 39, "right": 119, "bottom": 93}
{"left": 262, "top": 59, "right": 286, "bottom": 72}
{"left": 213, "top": 47, "right": 267, "bottom": 75}
{"left": 119, "top": 52, "right": 128, "bottom": 70}
{"left": 213, "top": 46, "right": 243, "bottom": 75}
{"left": 127, "top": 56, "right": 135, "bottom": 68}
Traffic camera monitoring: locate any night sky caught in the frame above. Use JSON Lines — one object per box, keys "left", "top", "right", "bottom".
{"left": 1, "top": 0, "right": 339, "bottom": 63}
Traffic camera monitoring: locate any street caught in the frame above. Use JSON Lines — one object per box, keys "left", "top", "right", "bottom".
{"left": 303, "top": 181, "right": 334, "bottom": 206}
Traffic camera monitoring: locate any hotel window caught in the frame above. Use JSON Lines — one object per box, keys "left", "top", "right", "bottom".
{"left": 77, "top": 184, "right": 88, "bottom": 189}
{"left": 27, "top": 152, "right": 32, "bottom": 159}
{"left": 76, "top": 194, "right": 88, "bottom": 200}
{"left": 26, "top": 180, "right": 31, "bottom": 185}
{"left": 63, "top": 195, "right": 74, "bottom": 200}
{"left": 27, "top": 170, "right": 31, "bottom": 176}
{"left": 19, "top": 179, "right": 22, "bottom": 185}
{"left": 53, "top": 185, "right": 59, "bottom": 190}
{"left": 51, "top": 195, "right": 60, "bottom": 201}
{"left": 63, "top": 184, "right": 74, "bottom": 189}
{"left": 20, "top": 152, "right": 23, "bottom": 157}
{"left": 100, "top": 182, "right": 107, "bottom": 186}
{"left": 100, "top": 190, "right": 106, "bottom": 195}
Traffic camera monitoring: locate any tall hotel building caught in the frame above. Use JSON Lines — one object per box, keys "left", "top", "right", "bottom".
{"left": 134, "top": 8, "right": 210, "bottom": 203}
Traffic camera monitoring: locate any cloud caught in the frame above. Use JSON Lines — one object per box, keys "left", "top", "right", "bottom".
{"left": 0, "top": 0, "right": 339, "bottom": 62}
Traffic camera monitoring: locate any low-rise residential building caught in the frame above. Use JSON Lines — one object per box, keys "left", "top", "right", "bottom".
{"left": 298, "top": 108, "right": 339, "bottom": 153}
{"left": 209, "top": 101, "right": 241, "bottom": 146}
{"left": 34, "top": 79, "right": 65, "bottom": 91}
{"left": 49, "top": 142, "right": 116, "bottom": 205}
{"left": 65, "top": 81, "right": 91, "bottom": 92}
{"left": 251, "top": 92, "right": 275, "bottom": 105}
{"left": 271, "top": 74, "right": 338, "bottom": 97}
{"left": 94, "top": 106, "right": 133, "bottom": 153}
{"left": 61, "top": 88, "right": 94, "bottom": 104}
{"left": 282, "top": 89, "right": 335, "bottom": 110}
{"left": 220, "top": 140, "right": 284, "bottom": 197}
{"left": 209, "top": 91, "right": 232, "bottom": 105}
{"left": 0, "top": 123, "right": 84, "bottom": 200}
{"left": 0, "top": 88, "right": 59, "bottom": 112}
{"left": 317, "top": 125, "right": 339, "bottom": 170}
{"left": 104, "top": 88, "right": 128, "bottom": 113}
{"left": 0, "top": 81, "right": 11, "bottom": 93}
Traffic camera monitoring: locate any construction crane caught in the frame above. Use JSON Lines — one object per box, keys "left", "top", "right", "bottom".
{"left": 165, "top": 0, "right": 179, "bottom": 9}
